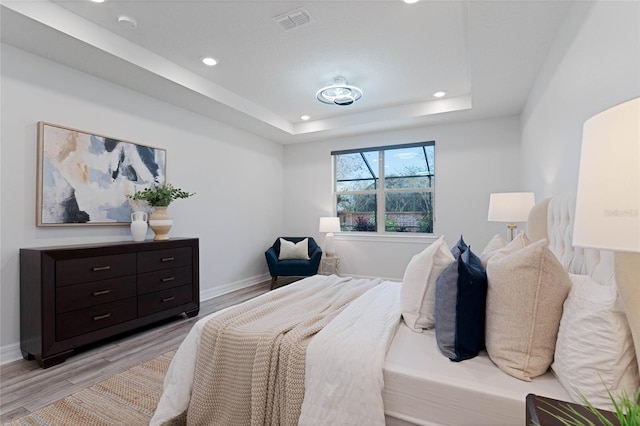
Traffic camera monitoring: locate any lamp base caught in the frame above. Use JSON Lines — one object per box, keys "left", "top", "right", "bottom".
{"left": 324, "top": 232, "right": 336, "bottom": 257}
{"left": 507, "top": 223, "right": 518, "bottom": 241}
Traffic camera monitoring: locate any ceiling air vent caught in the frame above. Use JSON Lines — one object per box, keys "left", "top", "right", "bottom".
{"left": 273, "top": 8, "right": 312, "bottom": 31}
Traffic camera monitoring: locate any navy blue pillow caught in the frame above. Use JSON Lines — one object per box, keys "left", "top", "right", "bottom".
{"left": 450, "top": 235, "right": 468, "bottom": 259}
{"left": 435, "top": 246, "right": 488, "bottom": 362}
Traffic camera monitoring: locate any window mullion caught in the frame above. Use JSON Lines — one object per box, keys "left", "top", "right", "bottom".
{"left": 385, "top": 188, "right": 433, "bottom": 194}
{"left": 377, "top": 150, "right": 385, "bottom": 233}
{"left": 336, "top": 190, "right": 377, "bottom": 196}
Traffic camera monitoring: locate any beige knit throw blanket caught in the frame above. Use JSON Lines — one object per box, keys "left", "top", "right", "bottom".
{"left": 185, "top": 275, "right": 380, "bottom": 426}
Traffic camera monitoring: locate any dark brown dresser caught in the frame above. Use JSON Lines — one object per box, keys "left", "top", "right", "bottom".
{"left": 20, "top": 238, "right": 199, "bottom": 368}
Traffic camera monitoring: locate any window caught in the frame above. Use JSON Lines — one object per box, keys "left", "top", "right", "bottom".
{"left": 333, "top": 141, "right": 434, "bottom": 233}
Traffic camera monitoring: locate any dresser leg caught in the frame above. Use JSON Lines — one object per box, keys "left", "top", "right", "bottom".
{"left": 40, "top": 350, "right": 74, "bottom": 369}
{"left": 185, "top": 309, "right": 199, "bottom": 318}
{"left": 21, "top": 350, "right": 34, "bottom": 361}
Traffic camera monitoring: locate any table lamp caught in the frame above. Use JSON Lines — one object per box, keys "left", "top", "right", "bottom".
{"left": 573, "top": 96, "right": 640, "bottom": 373}
{"left": 319, "top": 217, "right": 341, "bottom": 257}
{"left": 487, "top": 192, "right": 535, "bottom": 241}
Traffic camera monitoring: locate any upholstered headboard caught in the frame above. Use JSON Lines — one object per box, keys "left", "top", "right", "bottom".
{"left": 527, "top": 196, "right": 640, "bottom": 375}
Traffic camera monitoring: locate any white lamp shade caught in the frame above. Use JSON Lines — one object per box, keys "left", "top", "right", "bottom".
{"left": 319, "top": 217, "right": 341, "bottom": 233}
{"left": 487, "top": 192, "right": 535, "bottom": 222}
{"left": 573, "top": 97, "right": 640, "bottom": 252}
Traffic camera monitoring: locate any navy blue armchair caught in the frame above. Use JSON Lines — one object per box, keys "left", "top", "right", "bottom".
{"left": 265, "top": 237, "right": 322, "bottom": 289}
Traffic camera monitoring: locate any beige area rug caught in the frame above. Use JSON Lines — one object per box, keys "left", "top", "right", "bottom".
{"left": 5, "top": 351, "right": 174, "bottom": 426}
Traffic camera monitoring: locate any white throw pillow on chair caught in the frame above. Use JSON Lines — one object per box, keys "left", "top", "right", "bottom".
{"left": 278, "top": 238, "right": 310, "bottom": 260}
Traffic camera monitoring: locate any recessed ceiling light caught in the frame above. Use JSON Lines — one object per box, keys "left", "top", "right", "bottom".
{"left": 201, "top": 57, "right": 218, "bottom": 67}
{"left": 90, "top": 0, "right": 106, "bottom": 3}
{"left": 434, "top": 91, "right": 446, "bottom": 98}
{"left": 300, "top": 115, "right": 310, "bottom": 121}
{"left": 403, "top": 0, "right": 420, "bottom": 4}
{"left": 117, "top": 15, "right": 137, "bottom": 29}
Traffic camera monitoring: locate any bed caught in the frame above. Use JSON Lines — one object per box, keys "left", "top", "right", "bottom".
{"left": 151, "top": 196, "right": 639, "bottom": 426}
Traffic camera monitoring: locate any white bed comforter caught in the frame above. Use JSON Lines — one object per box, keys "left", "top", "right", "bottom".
{"left": 150, "top": 276, "right": 401, "bottom": 426}
{"left": 299, "top": 279, "right": 401, "bottom": 425}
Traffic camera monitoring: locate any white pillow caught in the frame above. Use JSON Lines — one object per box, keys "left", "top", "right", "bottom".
{"left": 278, "top": 238, "right": 310, "bottom": 260}
{"left": 551, "top": 274, "right": 640, "bottom": 410}
{"left": 400, "top": 236, "right": 454, "bottom": 332}
{"left": 479, "top": 233, "right": 507, "bottom": 268}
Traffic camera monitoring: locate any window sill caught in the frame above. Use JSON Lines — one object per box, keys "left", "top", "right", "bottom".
{"left": 333, "top": 233, "right": 439, "bottom": 245}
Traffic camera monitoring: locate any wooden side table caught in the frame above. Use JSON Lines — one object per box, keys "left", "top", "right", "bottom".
{"left": 526, "top": 394, "right": 619, "bottom": 426}
{"left": 319, "top": 256, "right": 340, "bottom": 276}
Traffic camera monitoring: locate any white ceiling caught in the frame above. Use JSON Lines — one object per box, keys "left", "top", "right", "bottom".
{"left": 1, "top": 0, "right": 572, "bottom": 144}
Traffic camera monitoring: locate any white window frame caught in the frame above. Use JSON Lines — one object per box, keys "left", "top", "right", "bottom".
{"left": 332, "top": 141, "right": 435, "bottom": 235}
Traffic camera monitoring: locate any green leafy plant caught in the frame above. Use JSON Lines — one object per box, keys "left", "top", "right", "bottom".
{"left": 354, "top": 215, "right": 376, "bottom": 231}
{"left": 534, "top": 387, "right": 640, "bottom": 426}
{"left": 128, "top": 183, "right": 194, "bottom": 207}
{"left": 418, "top": 208, "right": 433, "bottom": 233}
{"left": 385, "top": 218, "right": 408, "bottom": 232}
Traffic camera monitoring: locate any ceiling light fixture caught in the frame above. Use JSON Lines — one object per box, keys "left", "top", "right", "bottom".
{"left": 201, "top": 57, "right": 218, "bottom": 66}
{"left": 434, "top": 91, "right": 446, "bottom": 98}
{"left": 300, "top": 115, "right": 310, "bottom": 121}
{"left": 316, "top": 76, "right": 363, "bottom": 106}
{"left": 117, "top": 15, "right": 137, "bottom": 29}
{"left": 90, "top": 0, "right": 106, "bottom": 3}
{"left": 403, "top": 0, "right": 421, "bottom": 4}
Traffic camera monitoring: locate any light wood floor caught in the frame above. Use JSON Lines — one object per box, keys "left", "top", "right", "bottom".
{"left": 0, "top": 277, "right": 300, "bottom": 423}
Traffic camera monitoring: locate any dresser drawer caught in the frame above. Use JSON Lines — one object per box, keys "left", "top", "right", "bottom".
{"left": 56, "top": 254, "right": 136, "bottom": 287}
{"left": 138, "top": 285, "right": 193, "bottom": 317}
{"left": 56, "top": 276, "right": 137, "bottom": 314}
{"left": 56, "top": 298, "right": 137, "bottom": 341}
{"left": 137, "top": 247, "right": 192, "bottom": 273}
{"left": 137, "top": 266, "right": 192, "bottom": 295}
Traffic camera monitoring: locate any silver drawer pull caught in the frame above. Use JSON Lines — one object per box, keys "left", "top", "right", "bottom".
{"left": 161, "top": 277, "right": 175, "bottom": 282}
{"left": 161, "top": 256, "right": 175, "bottom": 262}
{"left": 93, "top": 313, "right": 111, "bottom": 321}
{"left": 161, "top": 296, "right": 175, "bottom": 303}
{"left": 92, "top": 289, "right": 111, "bottom": 296}
{"left": 92, "top": 265, "right": 111, "bottom": 272}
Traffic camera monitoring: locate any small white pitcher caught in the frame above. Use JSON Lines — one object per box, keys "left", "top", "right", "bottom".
{"left": 130, "top": 211, "right": 148, "bottom": 242}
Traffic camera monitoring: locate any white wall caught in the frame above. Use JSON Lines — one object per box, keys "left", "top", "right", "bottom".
{"left": 283, "top": 116, "right": 522, "bottom": 280}
{"left": 0, "top": 45, "right": 284, "bottom": 360}
{"left": 521, "top": 1, "right": 640, "bottom": 198}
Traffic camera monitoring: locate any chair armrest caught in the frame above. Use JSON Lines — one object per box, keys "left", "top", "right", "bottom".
{"left": 309, "top": 247, "right": 323, "bottom": 268}
{"left": 265, "top": 248, "right": 279, "bottom": 272}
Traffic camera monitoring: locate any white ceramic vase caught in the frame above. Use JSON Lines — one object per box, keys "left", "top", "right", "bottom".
{"left": 130, "top": 211, "right": 148, "bottom": 242}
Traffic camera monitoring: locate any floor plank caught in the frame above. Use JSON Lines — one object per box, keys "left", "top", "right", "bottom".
{"left": 0, "top": 277, "right": 301, "bottom": 423}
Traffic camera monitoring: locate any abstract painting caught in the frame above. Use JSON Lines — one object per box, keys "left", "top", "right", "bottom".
{"left": 36, "top": 122, "right": 166, "bottom": 226}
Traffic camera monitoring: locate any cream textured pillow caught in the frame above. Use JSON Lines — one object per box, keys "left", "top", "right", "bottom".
{"left": 480, "top": 233, "right": 507, "bottom": 268}
{"left": 485, "top": 238, "right": 571, "bottom": 381}
{"left": 481, "top": 231, "right": 530, "bottom": 269}
{"left": 497, "top": 231, "right": 531, "bottom": 254}
{"left": 401, "top": 236, "right": 455, "bottom": 332}
{"left": 278, "top": 238, "right": 310, "bottom": 260}
{"left": 552, "top": 274, "right": 640, "bottom": 410}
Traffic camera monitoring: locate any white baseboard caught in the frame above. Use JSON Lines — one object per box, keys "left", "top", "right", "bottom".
{"left": 199, "top": 273, "right": 271, "bottom": 301}
{"left": 0, "top": 273, "right": 271, "bottom": 366}
{"left": 1, "top": 342, "right": 22, "bottom": 365}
